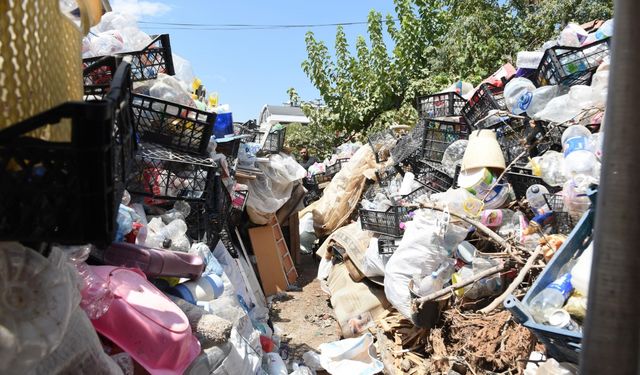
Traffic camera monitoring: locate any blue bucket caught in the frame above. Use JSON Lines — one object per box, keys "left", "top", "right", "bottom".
{"left": 213, "top": 112, "right": 234, "bottom": 139}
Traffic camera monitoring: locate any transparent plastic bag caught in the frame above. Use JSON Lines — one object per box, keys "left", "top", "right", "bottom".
{"left": 173, "top": 53, "right": 196, "bottom": 85}
{"left": 0, "top": 243, "right": 80, "bottom": 373}
{"left": 246, "top": 154, "right": 307, "bottom": 214}
{"left": 149, "top": 73, "right": 196, "bottom": 107}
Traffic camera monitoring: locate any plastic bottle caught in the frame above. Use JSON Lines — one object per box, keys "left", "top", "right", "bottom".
{"left": 504, "top": 77, "right": 536, "bottom": 114}
{"left": 531, "top": 151, "right": 567, "bottom": 187}
{"left": 571, "top": 242, "right": 593, "bottom": 296}
{"left": 526, "top": 184, "right": 551, "bottom": 214}
{"left": 563, "top": 174, "right": 597, "bottom": 220}
{"left": 480, "top": 209, "right": 515, "bottom": 228}
{"left": 562, "top": 125, "right": 598, "bottom": 178}
{"left": 417, "top": 272, "right": 444, "bottom": 296}
{"left": 529, "top": 273, "right": 574, "bottom": 323}
{"left": 441, "top": 140, "right": 468, "bottom": 178}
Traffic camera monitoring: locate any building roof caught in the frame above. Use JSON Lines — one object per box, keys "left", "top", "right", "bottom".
{"left": 258, "top": 104, "right": 310, "bottom": 126}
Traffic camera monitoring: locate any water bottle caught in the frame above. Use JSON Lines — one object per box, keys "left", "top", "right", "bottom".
{"left": 417, "top": 271, "right": 444, "bottom": 296}
{"left": 562, "top": 125, "right": 597, "bottom": 177}
{"left": 531, "top": 151, "right": 567, "bottom": 187}
{"left": 571, "top": 242, "right": 593, "bottom": 296}
{"left": 529, "top": 273, "right": 573, "bottom": 323}
{"left": 526, "top": 184, "right": 551, "bottom": 214}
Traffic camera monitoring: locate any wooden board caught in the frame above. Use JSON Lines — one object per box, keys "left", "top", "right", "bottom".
{"left": 248, "top": 224, "right": 289, "bottom": 296}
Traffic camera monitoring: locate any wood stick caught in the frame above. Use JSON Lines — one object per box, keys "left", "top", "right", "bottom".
{"left": 479, "top": 244, "right": 544, "bottom": 314}
{"left": 414, "top": 201, "right": 512, "bottom": 251}
{"left": 414, "top": 263, "right": 507, "bottom": 307}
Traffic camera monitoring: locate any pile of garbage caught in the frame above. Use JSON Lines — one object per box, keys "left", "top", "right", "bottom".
{"left": 300, "top": 18, "right": 609, "bottom": 375}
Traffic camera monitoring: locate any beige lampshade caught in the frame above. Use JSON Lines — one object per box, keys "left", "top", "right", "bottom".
{"left": 461, "top": 129, "right": 506, "bottom": 172}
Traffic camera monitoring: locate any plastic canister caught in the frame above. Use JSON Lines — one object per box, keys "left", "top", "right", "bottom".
{"left": 457, "top": 167, "right": 496, "bottom": 197}
{"left": 213, "top": 112, "right": 234, "bottom": 139}
{"left": 171, "top": 274, "right": 224, "bottom": 304}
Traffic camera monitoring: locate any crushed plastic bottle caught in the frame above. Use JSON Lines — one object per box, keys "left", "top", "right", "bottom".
{"left": 441, "top": 140, "right": 468, "bottom": 178}
{"left": 531, "top": 151, "right": 567, "bottom": 187}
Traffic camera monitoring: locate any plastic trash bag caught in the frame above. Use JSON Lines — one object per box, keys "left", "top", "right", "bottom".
{"left": 173, "top": 53, "right": 196, "bottom": 85}
{"left": 86, "top": 30, "right": 125, "bottom": 57}
{"left": 361, "top": 237, "right": 389, "bottom": 277}
{"left": 93, "top": 11, "right": 138, "bottom": 33}
{"left": 0, "top": 244, "right": 80, "bottom": 374}
{"left": 31, "top": 309, "right": 123, "bottom": 375}
{"left": 384, "top": 210, "right": 449, "bottom": 319}
{"left": 149, "top": 73, "right": 196, "bottom": 107}
{"left": 318, "top": 333, "right": 383, "bottom": 375}
{"left": 246, "top": 154, "right": 307, "bottom": 215}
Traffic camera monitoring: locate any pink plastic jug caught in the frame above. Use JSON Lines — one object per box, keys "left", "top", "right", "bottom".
{"left": 90, "top": 266, "right": 200, "bottom": 375}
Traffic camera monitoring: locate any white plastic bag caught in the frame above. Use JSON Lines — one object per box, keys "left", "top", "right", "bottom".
{"left": 149, "top": 73, "right": 195, "bottom": 107}
{"left": 318, "top": 333, "right": 383, "bottom": 375}
{"left": 361, "top": 237, "right": 387, "bottom": 277}
{"left": 173, "top": 53, "right": 196, "bottom": 86}
{"left": 246, "top": 154, "right": 307, "bottom": 214}
{"left": 384, "top": 210, "right": 449, "bottom": 318}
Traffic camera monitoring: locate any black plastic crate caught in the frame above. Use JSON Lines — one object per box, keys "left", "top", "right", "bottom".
{"left": 83, "top": 55, "right": 121, "bottom": 101}
{"left": 255, "top": 128, "right": 286, "bottom": 153}
{"left": 495, "top": 121, "right": 529, "bottom": 165}
{"left": 130, "top": 93, "right": 216, "bottom": 156}
{"left": 544, "top": 193, "right": 575, "bottom": 235}
{"left": 506, "top": 166, "right": 559, "bottom": 200}
{"left": 83, "top": 34, "right": 175, "bottom": 82}
{"left": 127, "top": 142, "right": 216, "bottom": 202}
{"left": 416, "top": 91, "right": 466, "bottom": 119}
{"left": 359, "top": 205, "right": 411, "bottom": 237}
{"left": 0, "top": 63, "right": 135, "bottom": 245}
{"left": 378, "top": 235, "right": 400, "bottom": 255}
{"left": 391, "top": 123, "right": 426, "bottom": 165}
{"left": 376, "top": 165, "right": 402, "bottom": 187}
{"left": 420, "top": 119, "right": 471, "bottom": 164}
{"left": 368, "top": 129, "right": 396, "bottom": 163}
{"left": 534, "top": 38, "right": 610, "bottom": 88}
{"left": 326, "top": 158, "right": 350, "bottom": 176}
{"left": 461, "top": 83, "right": 506, "bottom": 128}
{"left": 414, "top": 160, "right": 455, "bottom": 193}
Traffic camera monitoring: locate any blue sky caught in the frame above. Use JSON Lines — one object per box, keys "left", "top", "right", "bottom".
{"left": 111, "top": 0, "right": 398, "bottom": 122}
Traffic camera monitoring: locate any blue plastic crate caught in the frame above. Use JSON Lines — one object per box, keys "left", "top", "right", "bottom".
{"left": 504, "top": 191, "right": 596, "bottom": 363}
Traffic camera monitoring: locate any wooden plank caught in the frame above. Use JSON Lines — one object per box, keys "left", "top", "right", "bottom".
{"left": 248, "top": 224, "right": 289, "bottom": 296}
{"left": 288, "top": 213, "right": 300, "bottom": 265}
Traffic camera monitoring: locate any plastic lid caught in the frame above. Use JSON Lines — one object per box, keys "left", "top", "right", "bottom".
{"left": 531, "top": 186, "right": 540, "bottom": 194}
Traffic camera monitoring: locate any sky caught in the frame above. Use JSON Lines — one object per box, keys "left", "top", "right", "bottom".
{"left": 111, "top": 0, "right": 398, "bottom": 122}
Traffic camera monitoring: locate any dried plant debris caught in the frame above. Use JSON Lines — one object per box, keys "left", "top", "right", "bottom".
{"left": 426, "top": 310, "right": 538, "bottom": 374}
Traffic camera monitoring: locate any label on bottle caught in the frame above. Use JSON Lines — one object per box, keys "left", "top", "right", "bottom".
{"left": 515, "top": 92, "right": 533, "bottom": 113}
{"left": 481, "top": 210, "right": 503, "bottom": 227}
{"left": 547, "top": 273, "right": 573, "bottom": 298}
{"left": 564, "top": 136, "right": 589, "bottom": 157}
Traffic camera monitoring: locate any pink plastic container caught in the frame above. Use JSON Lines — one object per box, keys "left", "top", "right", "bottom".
{"left": 90, "top": 266, "right": 200, "bottom": 375}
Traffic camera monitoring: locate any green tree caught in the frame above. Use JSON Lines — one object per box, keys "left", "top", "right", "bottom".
{"left": 297, "top": 0, "right": 613, "bottom": 137}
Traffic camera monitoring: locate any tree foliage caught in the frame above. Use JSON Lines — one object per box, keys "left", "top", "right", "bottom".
{"left": 297, "top": 0, "right": 613, "bottom": 136}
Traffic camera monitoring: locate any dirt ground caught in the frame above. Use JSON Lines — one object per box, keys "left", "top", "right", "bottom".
{"left": 269, "top": 253, "right": 341, "bottom": 365}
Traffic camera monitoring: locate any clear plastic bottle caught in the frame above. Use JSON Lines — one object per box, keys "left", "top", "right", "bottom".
{"left": 417, "top": 272, "right": 444, "bottom": 296}
{"left": 529, "top": 273, "right": 573, "bottom": 323}
{"left": 526, "top": 184, "right": 551, "bottom": 214}
{"left": 531, "top": 151, "right": 567, "bottom": 187}
{"left": 562, "top": 125, "right": 597, "bottom": 177}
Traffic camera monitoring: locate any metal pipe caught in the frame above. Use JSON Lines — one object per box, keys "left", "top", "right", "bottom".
{"left": 580, "top": 1, "right": 640, "bottom": 373}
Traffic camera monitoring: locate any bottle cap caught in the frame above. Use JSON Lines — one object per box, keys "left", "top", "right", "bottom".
{"left": 548, "top": 308, "right": 571, "bottom": 328}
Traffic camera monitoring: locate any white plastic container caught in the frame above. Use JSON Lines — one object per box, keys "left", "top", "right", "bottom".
{"left": 171, "top": 274, "right": 225, "bottom": 304}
